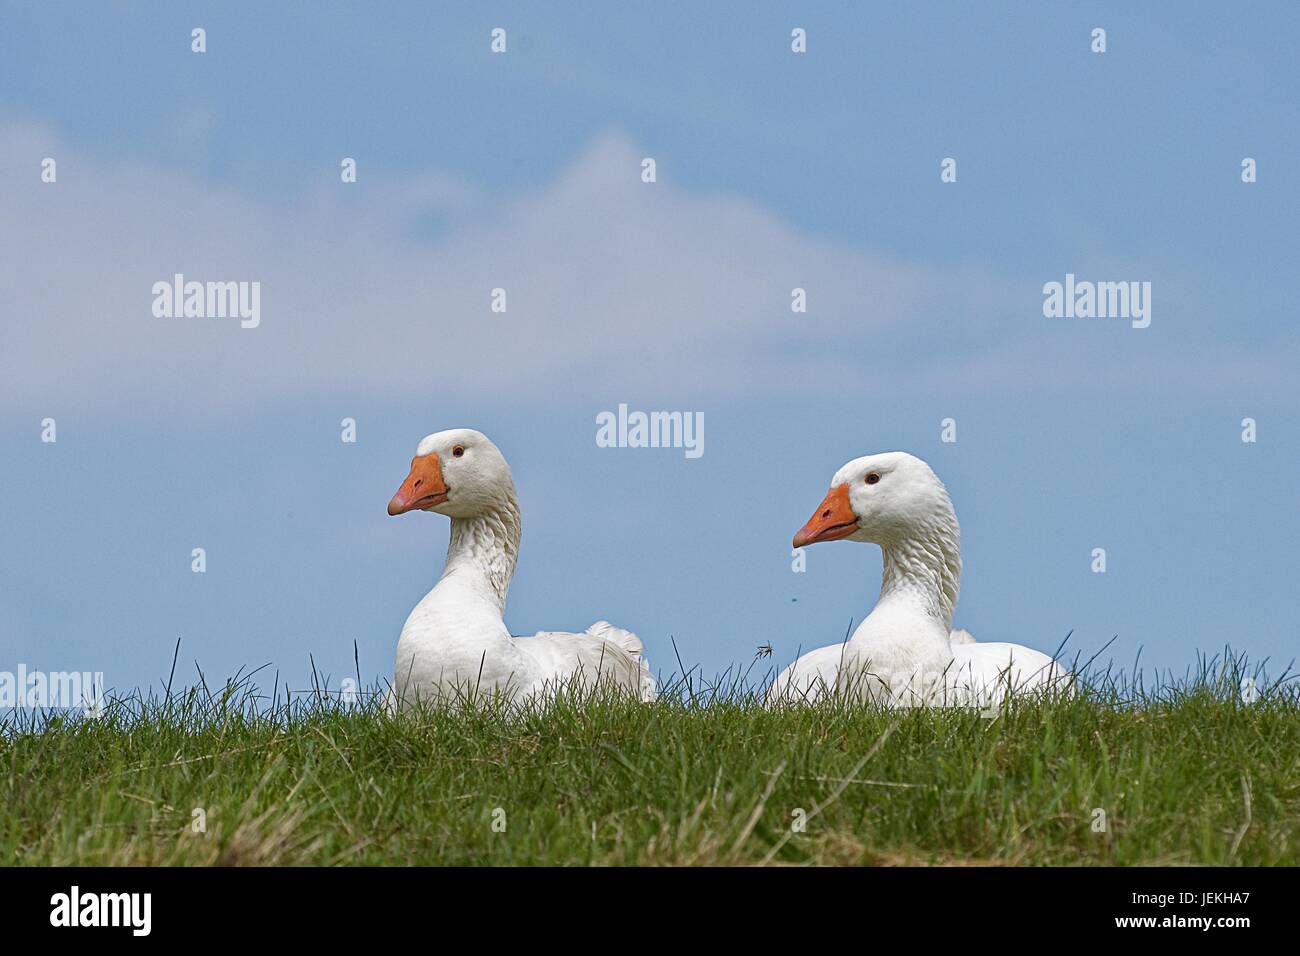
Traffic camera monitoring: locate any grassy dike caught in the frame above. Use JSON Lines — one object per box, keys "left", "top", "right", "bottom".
{"left": 3, "top": 660, "right": 1297, "bottom": 866}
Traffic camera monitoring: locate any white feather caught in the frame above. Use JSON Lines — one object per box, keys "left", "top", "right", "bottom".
{"left": 389, "top": 429, "right": 653, "bottom": 708}
{"left": 769, "top": 452, "right": 1070, "bottom": 707}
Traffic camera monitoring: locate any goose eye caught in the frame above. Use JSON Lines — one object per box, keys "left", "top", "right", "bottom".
{"left": 865, "top": 472, "right": 880, "bottom": 485}
{"left": 451, "top": 445, "right": 466, "bottom": 458}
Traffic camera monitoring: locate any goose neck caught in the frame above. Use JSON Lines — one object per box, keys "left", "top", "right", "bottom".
{"left": 439, "top": 494, "right": 521, "bottom": 613}
{"left": 876, "top": 523, "right": 961, "bottom": 628}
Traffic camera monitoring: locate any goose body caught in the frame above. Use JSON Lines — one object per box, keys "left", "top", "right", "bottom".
{"left": 388, "top": 429, "right": 654, "bottom": 707}
{"left": 771, "top": 627, "right": 989, "bottom": 702}
{"left": 768, "top": 452, "right": 1069, "bottom": 707}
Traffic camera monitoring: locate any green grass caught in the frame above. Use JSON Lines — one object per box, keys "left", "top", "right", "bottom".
{"left": 3, "top": 654, "right": 1298, "bottom": 866}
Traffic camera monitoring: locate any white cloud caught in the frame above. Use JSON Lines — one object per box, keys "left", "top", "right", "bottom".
{"left": 0, "top": 122, "right": 1289, "bottom": 419}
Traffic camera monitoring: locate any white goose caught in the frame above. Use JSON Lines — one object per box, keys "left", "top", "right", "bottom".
{"left": 386, "top": 428, "right": 654, "bottom": 707}
{"left": 768, "top": 452, "right": 1070, "bottom": 707}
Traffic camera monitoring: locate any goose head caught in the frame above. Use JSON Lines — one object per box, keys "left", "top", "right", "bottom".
{"left": 792, "top": 452, "right": 956, "bottom": 549}
{"left": 387, "top": 428, "right": 516, "bottom": 519}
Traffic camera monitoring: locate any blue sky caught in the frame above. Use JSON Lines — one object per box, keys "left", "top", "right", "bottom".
{"left": 1, "top": 3, "right": 1297, "bottom": 699}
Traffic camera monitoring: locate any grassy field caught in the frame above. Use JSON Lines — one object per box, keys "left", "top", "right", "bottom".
{"left": 3, "top": 654, "right": 1298, "bottom": 866}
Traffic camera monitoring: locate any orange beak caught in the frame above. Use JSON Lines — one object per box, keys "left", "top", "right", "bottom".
{"left": 792, "top": 484, "right": 858, "bottom": 548}
{"left": 387, "top": 453, "right": 449, "bottom": 516}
